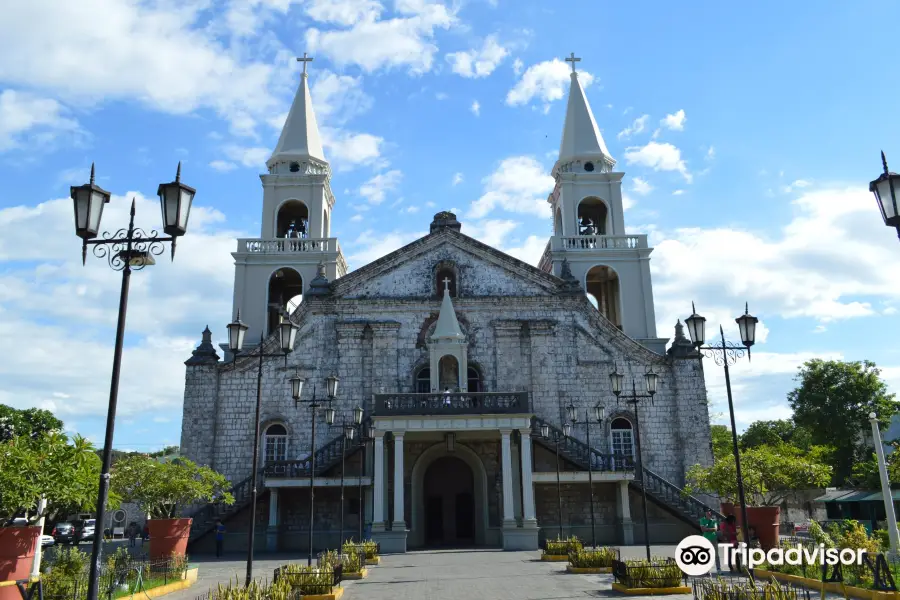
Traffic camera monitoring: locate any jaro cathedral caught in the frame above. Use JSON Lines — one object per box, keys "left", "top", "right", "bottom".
{"left": 180, "top": 55, "right": 715, "bottom": 553}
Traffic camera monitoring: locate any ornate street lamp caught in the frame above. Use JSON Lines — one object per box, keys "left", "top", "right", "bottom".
{"left": 292, "top": 375, "right": 339, "bottom": 565}
{"left": 72, "top": 163, "right": 193, "bottom": 600}
{"left": 870, "top": 152, "right": 900, "bottom": 240}
{"left": 226, "top": 311, "right": 299, "bottom": 585}
{"left": 542, "top": 421, "right": 570, "bottom": 539}
{"left": 568, "top": 403, "right": 604, "bottom": 548}
{"left": 684, "top": 301, "right": 757, "bottom": 548}
{"left": 610, "top": 364, "right": 657, "bottom": 560}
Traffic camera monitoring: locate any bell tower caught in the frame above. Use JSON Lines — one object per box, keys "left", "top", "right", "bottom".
{"left": 230, "top": 54, "right": 347, "bottom": 345}
{"left": 539, "top": 54, "right": 668, "bottom": 354}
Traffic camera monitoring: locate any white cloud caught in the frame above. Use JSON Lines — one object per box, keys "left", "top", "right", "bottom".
{"left": 305, "top": 1, "right": 457, "bottom": 75}
{"left": 320, "top": 128, "right": 385, "bottom": 169}
{"left": 223, "top": 145, "right": 270, "bottom": 168}
{"left": 672, "top": 189, "right": 685, "bottom": 196}
{"left": 209, "top": 160, "right": 237, "bottom": 172}
{"left": 622, "top": 194, "right": 636, "bottom": 211}
{"left": 0, "top": 90, "right": 82, "bottom": 151}
{"left": 310, "top": 70, "right": 374, "bottom": 125}
{"left": 512, "top": 58, "right": 524, "bottom": 75}
{"left": 304, "top": 0, "right": 382, "bottom": 25}
{"left": 782, "top": 179, "right": 812, "bottom": 194}
{"left": 630, "top": 177, "right": 654, "bottom": 196}
{"left": 344, "top": 228, "right": 425, "bottom": 268}
{"left": 468, "top": 156, "right": 554, "bottom": 219}
{"left": 660, "top": 109, "right": 686, "bottom": 131}
{"left": 452, "top": 172, "right": 464, "bottom": 186}
{"left": 506, "top": 59, "right": 594, "bottom": 107}
{"left": 617, "top": 114, "right": 649, "bottom": 141}
{"left": 706, "top": 146, "right": 716, "bottom": 160}
{"left": 470, "top": 100, "right": 481, "bottom": 116}
{"left": 405, "top": 206, "right": 420, "bottom": 213}
{"left": 446, "top": 35, "right": 509, "bottom": 78}
{"left": 624, "top": 142, "right": 692, "bottom": 183}
{"left": 350, "top": 214, "right": 364, "bottom": 222}
{"left": 359, "top": 170, "right": 403, "bottom": 204}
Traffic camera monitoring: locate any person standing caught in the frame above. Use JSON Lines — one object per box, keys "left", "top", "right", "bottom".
{"left": 127, "top": 522, "right": 138, "bottom": 548}
{"left": 719, "top": 515, "right": 739, "bottom": 572}
{"left": 700, "top": 509, "right": 721, "bottom": 574}
{"left": 215, "top": 520, "right": 226, "bottom": 558}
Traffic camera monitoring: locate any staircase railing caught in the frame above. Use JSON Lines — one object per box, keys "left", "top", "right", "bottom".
{"left": 640, "top": 468, "right": 724, "bottom": 521}
{"left": 264, "top": 420, "right": 368, "bottom": 478}
{"left": 187, "top": 470, "right": 262, "bottom": 541}
{"left": 531, "top": 416, "right": 634, "bottom": 472}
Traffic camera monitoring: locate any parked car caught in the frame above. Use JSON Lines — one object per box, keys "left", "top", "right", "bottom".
{"left": 40, "top": 535, "right": 55, "bottom": 547}
{"left": 52, "top": 522, "right": 76, "bottom": 544}
{"left": 72, "top": 519, "right": 96, "bottom": 543}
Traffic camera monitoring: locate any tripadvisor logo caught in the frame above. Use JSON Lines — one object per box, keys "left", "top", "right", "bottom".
{"left": 675, "top": 535, "right": 867, "bottom": 576}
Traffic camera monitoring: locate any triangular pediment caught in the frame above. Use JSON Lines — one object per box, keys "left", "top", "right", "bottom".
{"left": 332, "top": 229, "right": 564, "bottom": 299}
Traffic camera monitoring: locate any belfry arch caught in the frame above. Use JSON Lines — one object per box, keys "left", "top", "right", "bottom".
{"left": 577, "top": 197, "right": 608, "bottom": 235}
{"left": 585, "top": 264, "right": 621, "bottom": 328}
{"left": 276, "top": 199, "right": 309, "bottom": 238}
{"left": 267, "top": 267, "right": 303, "bottom": 334}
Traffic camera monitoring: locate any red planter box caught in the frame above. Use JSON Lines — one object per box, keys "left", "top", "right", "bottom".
{"left": 0, "top": 527, "right": 40, "bottom": 600}
{"left": 721, "top": 503, "right": 781, "bottom": 550}
{"left": 147, "top": 519, "right": 192, "bottom": 560}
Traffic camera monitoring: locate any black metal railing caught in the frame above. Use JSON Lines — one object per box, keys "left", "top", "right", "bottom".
{"left": 186, "top": 470, "right": 262, "bottom": 541}
{"left": 640, "top": 469, "right": 725, "bottom": 522}
{"left": 373, "top": 391, "right": 529, "bottom": 416}
{"left": 272, "top": 565, "right": 342, "bottom": 595}
{"left": 693, "top": 577, "right": 813, "bottom": 600}
{"left": 531, "top": 417, "right": 635, "bottom": 472}
{"left": 612, "top": 559, "right": 686, "bottom": 589}
{"left": 39, "top": 553, "right": 189, "bottom": 600}
{"left": 264, "top": 426, "right": 366, "bottom": 478}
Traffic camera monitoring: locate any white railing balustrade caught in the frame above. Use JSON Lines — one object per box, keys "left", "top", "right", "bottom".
{"left": 237, "top": 238, "right": 341, "bottom": 254}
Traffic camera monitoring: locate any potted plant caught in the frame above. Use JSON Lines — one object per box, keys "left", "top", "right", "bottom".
{"left": 111, "top": 455, "right": 233, "bottom": 559}
{"left": 0, "top": 433, "right": 101, "bottom": 600}
{"left": 685, "top": 444, "right": 831, "bottom": 549}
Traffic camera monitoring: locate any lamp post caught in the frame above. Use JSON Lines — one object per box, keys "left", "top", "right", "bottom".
{"left": 290, "top": 375, "right": 339, "bottom": 565}
{"left": 71, "top": 163, "right": 195, "bottom": 600}
{"left": 566, "top": 403, "right": 605, "bottom": 548}
{"left": 684, "top": 302, "right": 758, "bottom": 549}
{"left": 225, "top": 313, "right": 300, "bottom": 586}
{"left": 352, "top": 409, "right": 374, "bottom": 543}
{"left": 541, "top": 421, "right": 571, "bottom": 539}
{"left": 870, "top": 152, "right": 900, "bottom": 240}
{"left": 609, "top": 366, "right": 657, "bottom": 560}
{"left": 334, "top": 418, "right": 358, "bottom": 547}
{"left": 869, "top": 412, "right": 900, "bottom": 558}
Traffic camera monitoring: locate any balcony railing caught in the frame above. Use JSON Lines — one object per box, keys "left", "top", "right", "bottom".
{"left": 373, "top": 392, "right": 529, "bottom": 416}
{"left": 237, "top": 237, "right": 342, "bottom": 254}
{"left": 551, "top": 234, "right": 648, "bottom": 251}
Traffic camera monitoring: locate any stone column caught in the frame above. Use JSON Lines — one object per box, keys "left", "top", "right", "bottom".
{"left": 372, "top": 432, "right": 386, "bottom": 531}
{"left": 512, "top": 435, "right": 523, "bottom": 524}
{"left": 617, "top": 480, "right": 634, "bottom": 544}
{"left": 266, "top": 488, "right": 279, "bottom": 552}
{"left": 501, "top": 430, "right": 516, "bottom": 527}
{"left": 392, "top": 432, "right": 406, "bottom": 530}
{"left": 520, "top": 430, "right": 537, "bottom": 525}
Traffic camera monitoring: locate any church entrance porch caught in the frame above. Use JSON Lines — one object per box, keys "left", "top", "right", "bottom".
{"left": 422, "top": 456, "right": 475, "bottom": 547}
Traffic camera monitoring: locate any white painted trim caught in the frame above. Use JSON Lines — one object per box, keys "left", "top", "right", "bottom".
{"left": 372, "top": 414, "right": 532, "bottom": 433}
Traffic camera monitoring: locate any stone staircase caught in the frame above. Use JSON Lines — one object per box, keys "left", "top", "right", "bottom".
{"left": 186, "top": 422, "right": 367, "bottom": 546}
{"left": 530, "top": 416, "right": 723, "bottom": 530}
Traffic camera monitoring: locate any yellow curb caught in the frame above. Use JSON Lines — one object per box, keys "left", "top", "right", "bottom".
{"left": 300, "top": 587, "right": 344, "bottom": 600}
{"left": 566, "top": 566, "right": 613, "bottom": 574}
{"left": 365, "top": 557, "right": 380, "bottom": 566}
{"left": 140, "top": 568, "right": 200, "bottom": 599}
{"left": 341, "top": 568, "right": 368, "bottom": 580}
{"left": 541, "top": 555, "right": 569, "bottom": 562}
{"left": 611, "top": 583, "right": 692, "bottom": 595}
{"left": 754, "top": 569, "right": 898, "bottom": 600}
{"left": 0, "top": 578, "right": 39, "bottom": 589}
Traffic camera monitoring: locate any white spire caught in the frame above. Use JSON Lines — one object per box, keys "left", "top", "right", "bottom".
{"left": 431, "top": 279, "right": 465, "bottom": 341}
{"left": 267, "top": 54, "right": 326, "bottom": 168}
{"left": 557, "top": 58, "right": 615, "bottom": 170}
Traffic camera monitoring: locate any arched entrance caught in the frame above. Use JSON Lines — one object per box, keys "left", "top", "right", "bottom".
{"left": 423, "top": 456, "right": 474, "bottom": 546}
{"left": 410, "top": 443, "right": 490, "bottom": 548}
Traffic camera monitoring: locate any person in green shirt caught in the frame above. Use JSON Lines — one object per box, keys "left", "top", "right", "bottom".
{"left": 699, "top": 509, "right": 721, "bottom": 573}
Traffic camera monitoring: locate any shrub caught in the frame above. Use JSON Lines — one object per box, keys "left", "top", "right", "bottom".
{"left": 695, "top": 576, "right": 804, "bottom": 600}
{"left": 275, "top": 564, "right": 336, "bottom": 596}
{"left": 569, "top": 547, "right": 618, "bottom": 568}
{"left": 618, "top": 559, "right": 683, "bottom": 589}
{"left": 873, "top": 529, "right": 890, "bottom": 552}
{"left": 361, "top": 540, "right": 379, "bottom": 559}
{"left": 544, "top": 535, "right": 582, "bottom": 555}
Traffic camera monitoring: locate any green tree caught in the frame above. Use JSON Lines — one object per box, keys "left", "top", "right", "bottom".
{"left": 111, "top": 455, "right": 233, "bottom": 519}
{"left": 0, "top": 404, "right": 64, "bottom": 441}
{"left": 711, "top": 424, "right": 732, "bottom": 460}
{"left": 0, "top": 432, "right": 106, "bottom": 524}
{"left": 788, "top": 359, "right": 899, "bottom": 486}
{"left": 740, "top": 419, "right": 814, "bottom": 451}
{"left": 684, "top": 444, "right": 832, "bottom": 506}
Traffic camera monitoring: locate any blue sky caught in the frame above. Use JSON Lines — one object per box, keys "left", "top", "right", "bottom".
{"left": 1, "top": 0, "right": 900, "bottom": 452}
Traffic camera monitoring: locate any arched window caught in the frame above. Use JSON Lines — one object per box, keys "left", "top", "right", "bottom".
{"left": 416, "top": 367, "right": 431, "bottom": 394}
{"left": 267, "top": 268, "right": 303, "bottom": 335}
{"left": 585, "top": 265, "right": 621, "bottom": 328}
{"left": 577, "top": 197, "right": 608, "bottom": 236}
{"left": 264, "top": 424, "right": 287, "bottom": 463}
{"left": 467, "top": 366, "right": 482, "bottom": 393}
{"left": 610, "top": 418, "right": 634, "bottom": 459}
{"left": 276, "top": 200, "right": 309, "bottom": 238}
{"left": 435, "top": 267, "right": 457, "bottom": 297}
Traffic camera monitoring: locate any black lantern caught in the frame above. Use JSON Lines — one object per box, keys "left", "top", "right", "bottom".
{"left": 563, "top": 423, "right": 572, "bottom": 437}
{"left": 227, "top": 311, "right": 249, "bottom": 353}
{"left": 325, "top": 405, "right": 336, "bottom": 425}
{"left": 353, "top": 405, "right": 364, "bottom": 425}
{"left": 684, "top": 302, "right": 707, "bottom": 347}
{"left": 871, "top": 152, "right": 900, "bottom": 228}
{"left": 645, "top": 369, "right": 658, "bottom": 396}
{"left": 278, "top": 320, "right": 300, "bottom": 353}
{"left": 156, "top": 162, "right": 196, "bottom": 237}
{"left": 565, "top": 403, "right": 577, "bottom": 423}
{"left": 367, "top": 423, "right": 376, "bottom": 439}
{"left": 593, "top": 404, "right": 605, "bottom": 422}
{"left": 345, "top": 424, "right": 356, "bottom": 440}
{"left": 325, "top": 375, "right": 339, "bottom": 399}
{"left": 609, "top": 366, "right": 624, "bottom": 397}
{"left": 540, "top": 423, "right": 550, "bottom": 439}
{"left": 290, "top": 375, "right": 305, "bottom": 402}
{"left": 71, "top": 164, "right": 111, "bottom": 240}
{"left": 735, "top": 303, "right": 758, "bottom": 347}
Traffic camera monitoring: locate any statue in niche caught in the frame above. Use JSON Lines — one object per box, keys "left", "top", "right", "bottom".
{"left": 438, "top": 356, "right": 459, "bottom": 392}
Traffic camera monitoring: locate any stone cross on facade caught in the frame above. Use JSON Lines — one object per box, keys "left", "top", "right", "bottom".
{"left": 297, "top": 52, "right": 313, "bottom": 76}
{"left": 442, "top": 277, "right": 452, "bottom": 292}
{"left": 565, "top": 52, "right": 581, "bottom": 74}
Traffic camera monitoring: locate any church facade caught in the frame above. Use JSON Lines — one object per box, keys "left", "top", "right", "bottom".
{"left": 180, "top": 56, "right": 715, "bottom": 553}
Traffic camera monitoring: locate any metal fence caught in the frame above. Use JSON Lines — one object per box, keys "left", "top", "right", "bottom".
{"left": 612, "top": 559, "right": 687, "bottom": 589}
{"left": 693, "top": 577, "right": 813, "bottom": 600}
{"left": 272, "top": 565, "right": 342, "bottom": 596}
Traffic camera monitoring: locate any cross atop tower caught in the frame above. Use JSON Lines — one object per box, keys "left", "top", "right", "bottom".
{"left": 442, "top": 277, "right": 452, "bottom": 292}
{"left": 297, "top": 52, "right": 313, "bottom": 76}
{"left": 565, "top": 52, "right": 581, "bottom": 75}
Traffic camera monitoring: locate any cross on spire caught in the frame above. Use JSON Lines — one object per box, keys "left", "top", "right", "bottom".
{"left": 565, "top": 52, "right": 581, "bottom": 75}
{"left": 442, "top": 277, "right": 452, "bottom": 292}
{"left": 297, "top": 52, "right": 314, "bottom": 77}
